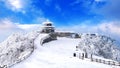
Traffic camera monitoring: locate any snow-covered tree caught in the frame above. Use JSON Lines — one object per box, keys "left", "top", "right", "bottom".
{"left": 78, "top": 34, "right": 120, "bottom": 61}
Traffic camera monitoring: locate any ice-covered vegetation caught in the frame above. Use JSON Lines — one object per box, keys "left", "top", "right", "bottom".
{"left": 78, "top": 34, "right": 120, "bottom": 61}
{"left": 0, "top": 30, "right": 41, "bottom": 67}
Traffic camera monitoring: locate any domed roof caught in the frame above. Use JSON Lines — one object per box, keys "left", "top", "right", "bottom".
{"left": 42, "top": 20, "right": 53, "bottom": 25}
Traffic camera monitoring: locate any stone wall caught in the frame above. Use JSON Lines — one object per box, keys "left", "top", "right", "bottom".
{"left": 41, "top": 33, "right": 57, "bottom": 45}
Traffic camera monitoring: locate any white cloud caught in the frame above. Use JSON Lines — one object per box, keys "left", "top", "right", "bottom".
{"left": 5, "top": 0, "right": 23, "bottom": 11}
{"left": 98, "top": 22, "right": 120, "bottom": 35}
{"left": 0, "top": 18, "right": 42, "bottom": 31}
{"left": 0, "top": 18, "right": 20, "bottom": 42}
{"left": 2, "top": 0, "right": 31, "bottom": 13}
{"left": 0, "top": 18, "right": 42, "bottom": 42}
{"left": 8, "top": 0, "right": 23, "bottom": 9}
{"left": 94, "top": 0, "right": 106, "bottom": 2}
{"left": 32, "top": 17, "right": 47, "bottom": 24}
{"left": 16, "top": 23, "right": 41, "bottom": 31}
{"left": 0, "top": 18, "right": 16, "bottom": 29}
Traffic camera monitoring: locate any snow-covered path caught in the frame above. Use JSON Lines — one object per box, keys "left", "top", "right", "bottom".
{"left": 12, "top": 34, "right": 118, "bottom": 68}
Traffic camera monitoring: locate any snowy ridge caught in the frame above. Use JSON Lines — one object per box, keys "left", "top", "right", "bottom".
{"left": 78, "top": 34, "right": 120, "bottom": 61}
{"left": 0, "top": 30, "right": 44, "bottom": 67}
{"left": 11, "top": 33, "right": 50, "bottom": 68}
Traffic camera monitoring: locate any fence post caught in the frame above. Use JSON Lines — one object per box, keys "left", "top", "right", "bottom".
{"left": 103, "top": 60, "right": 105, "bottom": 64}
{"left": 85, "top": 52, "right": 88, "bottom": 58}
{"left": 119, "top": 62, "right": 120, "bottom": 66}
{"left": 82, "top": 53, "right": 84, "bottom": 60}
{"left": 96, "top": 59, "right": 98, "bottom": 62}
{"left": 99, "top": 59, "right": 101, "bottom": 63}
{"left": 79, "top": 53, "right": 81, "bottom": 59}
{"left": 108, "top": 61, "right": 110, "bottom": 65}
{"left": 112, "top": 61, "right": 115, "bottom": 65}
{"left": 91, "top": 54, "right": 93, "bottom": 61}
{"left": 73, "top": 53, "right": 76, "bottom": 57}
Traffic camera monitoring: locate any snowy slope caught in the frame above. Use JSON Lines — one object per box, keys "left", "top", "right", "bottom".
{"left": 0, "top": 30, "right": 44, "bottom": 67}
{"left": 78, "top": 34, "right": 120, "bottom": 61}
{"left": 12, "top": 35, "right": 119, "bottom": 68}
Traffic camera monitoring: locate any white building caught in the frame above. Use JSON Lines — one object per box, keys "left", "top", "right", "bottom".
{"left": 41, "top": 20, "right": 55, "bottom": 33}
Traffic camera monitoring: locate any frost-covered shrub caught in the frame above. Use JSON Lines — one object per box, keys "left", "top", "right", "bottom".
{"left": 0, "top": 30, "right": 41, "bottom": 67}
{"left": 78, "top": 34, "right": 120, "bottom": 61}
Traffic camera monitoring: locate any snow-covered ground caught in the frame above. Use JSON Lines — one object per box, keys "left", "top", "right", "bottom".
{"left": 12, "top": 33, "right": 119, "bottom": 68}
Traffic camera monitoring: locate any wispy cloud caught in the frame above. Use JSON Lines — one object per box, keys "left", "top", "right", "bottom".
{"left": 55, "top": 4, "right": 61, "bottom": 12}
{"left": 1, "top": 0, "right": 31, "bottom": 13}
{"left": 99, "top": 22, "right": 120, "bottom": 35}
{"left": 0, "top": 18, "right": 43, "bottom": 42}
{"left": 94, "top": 0, "right": 106, "bottom": 2}
{"left": 0, "top": 18, "right": 17, "bottom": 29}
{"left": 0, "top": 18, "right": 21, "bottom": 42}
{"left": 4, "top": 0, "right": 23, "bottom": 12}
{"left": 44, "top": 0, "right": 52, "bottom": 6}
{"left": 16, "top": 23, "right": 41, "bottom": 31}
{"left": 8, "top": 0, "right": 23, "bottom": 9}
{"left": 70, "top": 0, "right": 82, "bottom": 6}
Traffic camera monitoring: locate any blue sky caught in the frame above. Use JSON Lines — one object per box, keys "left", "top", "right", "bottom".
{"left": 0, "top": 0, "right": 120, "bottom": 42}
{"left": 0, "top": 0, "right": 119, "bottom": 25}
{"left": 0, "top": 0, "right": 107, "bottom": 26}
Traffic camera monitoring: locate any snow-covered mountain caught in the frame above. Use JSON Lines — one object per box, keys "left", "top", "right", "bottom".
{"left": 0, "top": 30, "right": 44, "bottom": 67}
{"left": 0, "top": 30, "right": 120, "bottom": 68}
{"left": 12, "top": 37, "right": 119, "bottom": 68}
{"left": 78, "top": 34, "right": 120, "bottom": 61}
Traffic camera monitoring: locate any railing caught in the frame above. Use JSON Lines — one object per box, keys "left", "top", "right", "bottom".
{"left": 91, "top": 58, "right": 120, "bottom": 66}
{"left": 73, "top": 53, "right": 120, "bottom": 67}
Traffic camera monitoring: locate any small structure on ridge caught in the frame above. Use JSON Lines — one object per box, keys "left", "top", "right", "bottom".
{"left": 41, "top": 20, "right": 55, "bottom": 33}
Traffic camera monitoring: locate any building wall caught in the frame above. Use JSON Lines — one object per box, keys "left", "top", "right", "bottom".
{"left": 41, "top": 27, "right": 55, "bottom": 33}
{"left": 55, "top": 32, "right": 80, "bottom": 38}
